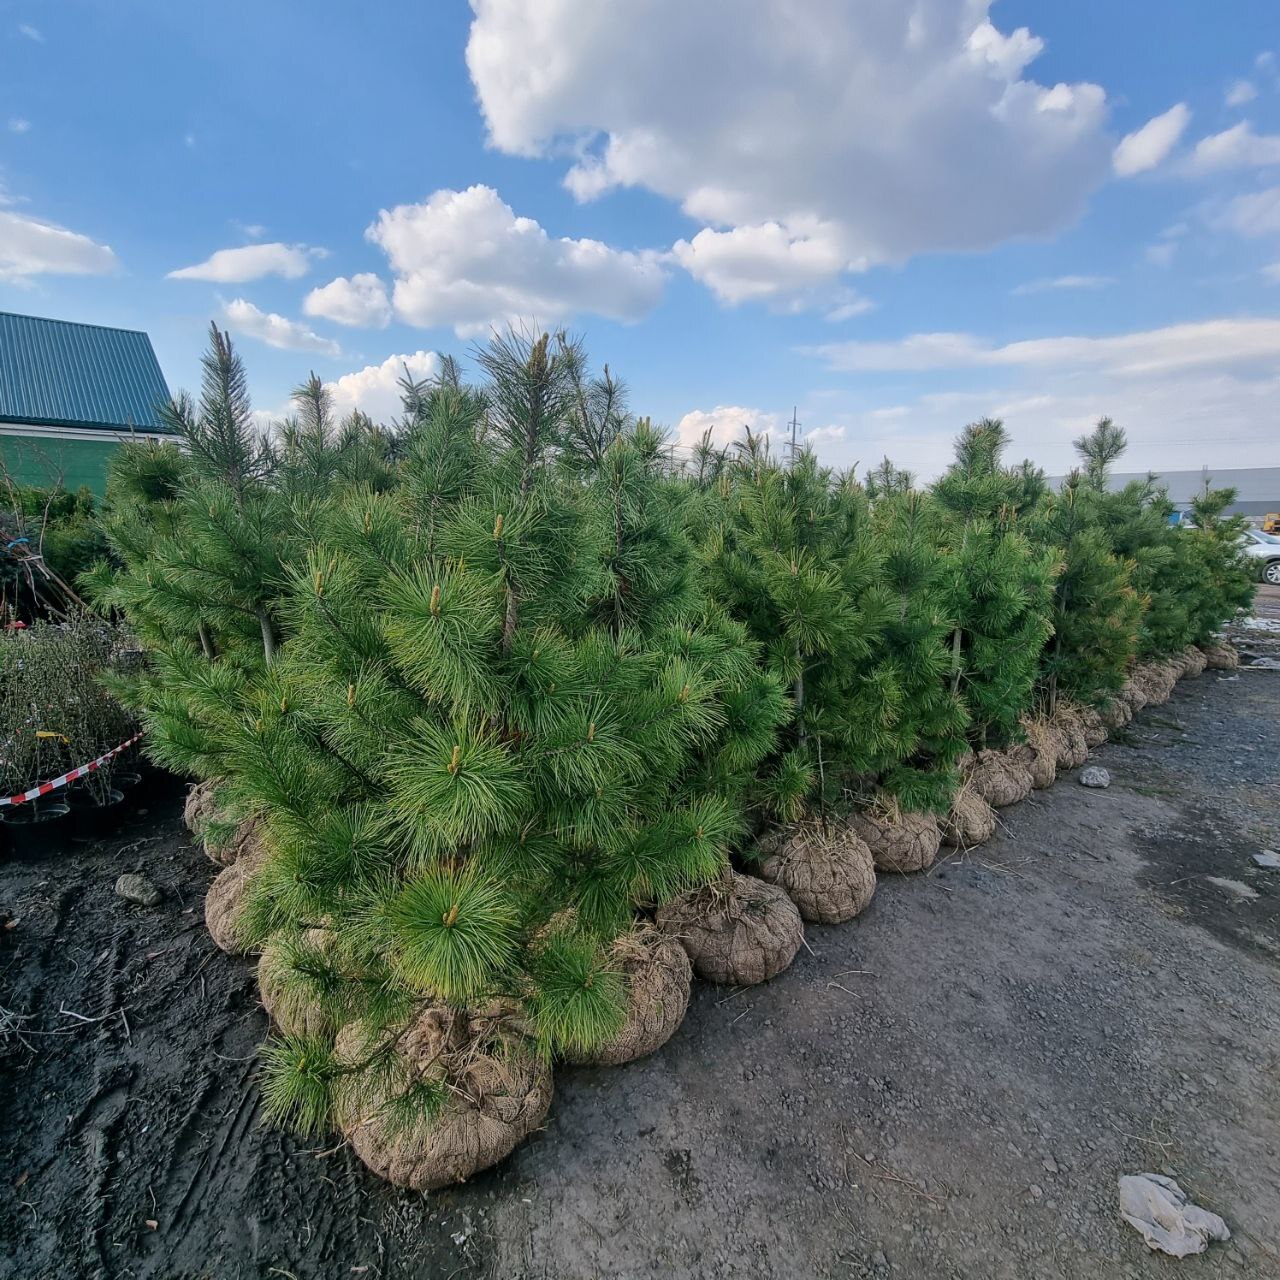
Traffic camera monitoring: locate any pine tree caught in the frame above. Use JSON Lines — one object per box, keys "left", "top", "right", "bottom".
{"left": 98, "top": 326, "right": 785, "bottom": 1144}
{"left": 931, "top": 419, "right": 1057, "bottom": 746}
{"left": 1031, "top": 469, "right": 1141, "bottom": 710}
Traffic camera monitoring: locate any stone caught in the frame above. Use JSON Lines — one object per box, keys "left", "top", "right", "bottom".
{"left": 1118, "top": 1173, "right": 1230, "bottom": 1257}
{"left": 1079, "top": 767, "right": 1110, "bottom": 789}
{"left": 1253, "top": 850, "right": 1280, "bottom": 870}
{"left": 115, "top": 873, "right": 162, "bottom": 907}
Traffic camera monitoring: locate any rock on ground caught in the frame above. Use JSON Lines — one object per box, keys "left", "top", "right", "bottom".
{"left": 1079, "top": 766, "right": 1111, "bottom": 789}
{"left": 114, "top": 873, "right": 162, "bottom": 907}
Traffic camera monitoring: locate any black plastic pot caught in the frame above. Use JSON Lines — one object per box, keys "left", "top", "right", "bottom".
{"left": 0, "top": 797, "right": 73, "bottom": 858}
{"left": 67, "top": 786, "right": 127, "bottom": 837}
{"left": 114, "top": 770, "right": 143, "bottom": 790}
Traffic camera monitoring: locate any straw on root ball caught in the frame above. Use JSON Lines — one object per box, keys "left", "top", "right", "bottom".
{"left": 204, "top": 826, "right": 268, "bottom": 954}
{"left": 966, "top": 749, "right": 1033, "bottom": 808}
{"left": 182, "top": 779, "right": 220, "bottom": 834}
{"left": 1200, "top": 641, "right": 1239, "bottom": 671}
{"left": 655, "top": 871, "right": 803, "bottom": 986}
{"left": 940, "top": 786, "right": 997, "bottom": 849}
{"left": 336, "top": 1004, "right": 552, "bottom": 1192}
{"left": 257, "top": 929, "right": 340, "bottom": 1039}
{"left": 845, "top": 804, "right": 941, "bottom": 875}
{"left": 758, "top": 819, "right": 877, "bottom": 925}
{"left": 560, "top": 924, "right": 691, "bottom": 1067}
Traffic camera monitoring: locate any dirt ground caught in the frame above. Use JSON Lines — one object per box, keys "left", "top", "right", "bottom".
{"left": 3, "top": 593, "right": 1279, "bottom": 1280}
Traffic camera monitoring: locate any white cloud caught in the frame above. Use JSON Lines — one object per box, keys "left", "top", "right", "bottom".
{"left": 1263, "top": 263, "right": 1280, "bottom": 285}
{"left": 366, "top": 184, "right": 667, "bottom": 337}
{"left": 0, "top": 209, "right": 118, "bottom": 281}
{"left": 803, "top": 424, "right": 846, "bottom": 447}
{"left": 1145, "top": 241, "right": 1177, "bottom": 267}
{"left": 673, "top": 405, "right": 780, "bottom": 449}
{"left": 803, "top": 317, "right": 1280, "bottom": 377}
{"left": 168, "top": 242, "right": 321, "bottom": 283}
{"left": 325, "top": 350, "right": 440, "bottom": 421}
{"left": 18, "top": 23, "right": 42, "bottom": 41}
{"left": 304, "top": 273, "right": 392, "bottom": 328}
{"left": 1215, "top": 185, "right": 1280, "bottom": 238}
{"left": 8, "top": 118, "right": 30, "bottom": 135}
{"left": 672, "top": 221, "right": 853, "bottom": 306}
{"left": 466, "top": 0, "right": 1112, "bottom": 300}
{"left": 818, "top": 370, "right": 1280, "bottom": 479}
{"left": 790, "top": 319, "right": 1280, "bottom": 476}
{"left": 1226, "top": 79, "right": 1257, "bottom": 108}
{"left": 1012, "top": 274, "right": 1115, "bottom": 295}
{"left": 1113, "top": 103, "right": 1190, "bottom": 176}
{"left": 1186, "top": 121, "right": 1280, "bottom": 174}
{"left": 222, "top": 298, "right": 340, "bottom": 356}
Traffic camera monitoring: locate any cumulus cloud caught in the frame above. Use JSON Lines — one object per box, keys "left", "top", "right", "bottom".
{"left": 466, "top": 0, "right": 1112, "bottom": 305}
{"left": 0, "top": 209, "right": 118, "bottom": 282}
{"left": 1264, "top": 263, "right": 1280, "bottom": 285}
{"left": 1113, "top": 103, "right": 1190, "bottom": 176}
{"left": 804, "top": 317, "right": 1280, "bottom": 377}
{"left": 18, "top": 23, "right": 41, "bottom": 41}
{"left": 672, "top": 222, "right": 854, "bottom": 306}
{"left": 673, "top": 405, "right": 780, "bottom": 449}
{"left": 222, "top": 298, "right": 340, "bottom": 356}
{"left": 8, "top": 117, "right": 30, "bottom": 134}
{"left": 325, "top": 350, "right": 439, "bottom": 421}
{"left": 304, "top": 273, "right": 392, "bottom": 328}
{"left": 1185, "top": 121, "right": 1280, "bottom": 174}
{"left": 365, "top": 184, "right": 667, "bottom": 337}
{"left": 1012, "top": 274, "right": 1115, "bottom": 295}
{"left": 168, "top": 242, "right": 321, "bottom": 283}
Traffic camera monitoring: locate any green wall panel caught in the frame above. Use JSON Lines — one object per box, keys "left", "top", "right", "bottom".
{"left": 0, "top": 435, "right": 122, "bottom": 496}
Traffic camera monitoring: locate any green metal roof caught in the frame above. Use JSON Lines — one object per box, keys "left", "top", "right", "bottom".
{"left": 0, "top": 310, "right": 173, "bottom": 433}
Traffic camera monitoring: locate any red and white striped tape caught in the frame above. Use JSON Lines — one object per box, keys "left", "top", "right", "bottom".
{"left": 0, "top": 733, "right": 143, "bottom": 807}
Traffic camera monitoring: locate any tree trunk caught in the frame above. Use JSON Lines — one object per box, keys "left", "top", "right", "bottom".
{"left": 258, "top": 609, "right": 277, "bottom": 666}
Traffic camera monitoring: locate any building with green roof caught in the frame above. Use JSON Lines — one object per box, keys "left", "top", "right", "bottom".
{"left": 0, "top": 311, "right": 175, "bottom": 496}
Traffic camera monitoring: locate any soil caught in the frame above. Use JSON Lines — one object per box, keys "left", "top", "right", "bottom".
{"left": 3, "top": 593, "right": 1279, "bottom": 1280}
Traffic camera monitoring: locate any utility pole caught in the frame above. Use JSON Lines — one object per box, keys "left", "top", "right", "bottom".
{"left": 788, "top": 405, "right": 800, "bottom": 468}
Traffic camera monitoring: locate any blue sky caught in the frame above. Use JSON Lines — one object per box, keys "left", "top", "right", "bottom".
{"left": 2, "top": 0, "right": 1279, "bottom": 477}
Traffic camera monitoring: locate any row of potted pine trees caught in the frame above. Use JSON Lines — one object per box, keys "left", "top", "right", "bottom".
{"left": 92, "top": 325, "right": 1253, "bottom": 1191}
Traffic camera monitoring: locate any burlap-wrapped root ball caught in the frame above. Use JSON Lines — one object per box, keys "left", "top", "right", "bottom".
{"left": 966, "top": 749, "right": 1033, "bottom": 808}
{"left": 257, "top": 929, "right": 339, "bottom": 1039}
{"left": 1119, "top": 679, "right": 1149, "bottom": 715}
{"left": 1134, "top": 661, "right": 1179, "bottom": 705}
{"left": 846, "top": 806, "right": 941, "bottom": 875}
{"left": 183, "top": 779, "right": 221, "bottom": 834}
{"left": 1097, "top": 697, "right": 1132, "bottom": 731}
{"left": 205, "top": 812, "right": 264, "bottom": 868}
{"left": 655, "top": 871, "right": 803, "bottom": 985}
{"left": 1200, "top": 641, "right": 1239, "bottom": 671}
{"left": 1012, "top": 719, "right": 1059, "bottom": 789}
{"left": 561, "top": 925, "right": 691, "bottom": 1067}
{"left": 940, "top": 787, "right": 996, "bottom": 849}
{"left": 336, "top": 1005, "right": 552, "bottom": 1191}
{"left": 758, "top": 820, "right": 877, "bottom": 925}
{"left": 1179, "top": 645, "right": 1208, "bottom": 678}
{"left": 1073, "top": 706, "right": 1109, "bottom": 750}
{"left": 1048, "top": 709, "right": 1089, "bottom": 770}
{"left": 204, "top": 825, "right": 268, "bottom": 954}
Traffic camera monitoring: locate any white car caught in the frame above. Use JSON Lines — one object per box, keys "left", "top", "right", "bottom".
{"left": 1242, "top": 528, "right": 1280, "bottom": 587}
